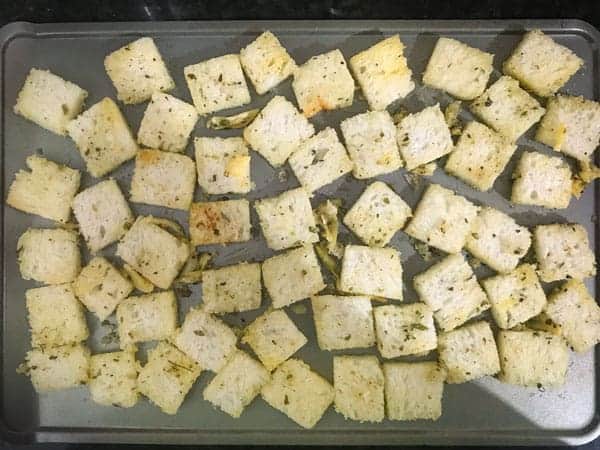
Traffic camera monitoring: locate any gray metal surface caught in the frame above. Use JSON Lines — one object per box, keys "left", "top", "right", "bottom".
{"left": 0, "top": 19, "right": 598, "bottom": 446}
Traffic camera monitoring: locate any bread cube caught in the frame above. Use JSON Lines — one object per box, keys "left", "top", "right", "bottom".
{"left": 14, "top": 68, "right": 88, "bottom": 135}
{"left": 470, "top": 76, "right": 545, "bottom": 142}
{"left": 242, "top": 309, "right": 307, "bottom": 371}
{"left": 243, "top": 95, "right": 314, "bottom": 167}
{"left": 189, "top": 199, "right": 251, "bottom": 246}
{"left": 292, "top": 49, "right": 354, "bottom": 117}
{"left": 104, "top": 37, "right": 175, "bottom": 104}
{"left": 404, "top": 184, "right": 479, "bottom": 254}
{"left": 383, "top": 362, "right": 445, "bottom": 421}
{"left": 89, "top": 350, "right": 139, "bottom": 408}
{"left": 340, "top": 111, "right": 402, "bottom": 179}
{"left": 184, "top": 54, "right": 250, "bottom": 115}
{"left": 17, "top": 228, "right": 81, "bottom": 285}
{"left": 422, "top": 37, "right": 494, "bottom": 100}
{"left": 24, "top": 343, "right": 90, "bottom": 393}
{"left": 261, "top": 359, "right": 334, "bottom": 429}
{"left": 413, "top": 254, "right": 490, "bottom": 332}
{"left": 72, "top": 179, "right": 133, "bottom": 253}
{"left": 534, "top": 223, "right": 596, "bottom": 282}
{"left": 497, "top": 330, "right": 569, "bottom": 388}
{"left": 503, "top": 30, "right": 583, "bottom": 97}
{"left": 137, "top": 341, "right": 201, "bottom": 414}
{"left": 465, "top": 207, "right": 531, "bottom": 273}
{"left": 67, "top": 97, "right": 138, "bottom": 177}
{"left": 202, "top": 262, "right": 261, "bottom": 314}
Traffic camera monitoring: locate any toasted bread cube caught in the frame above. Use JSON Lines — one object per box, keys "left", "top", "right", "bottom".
{"left": 24, "top": 343, "right": 90, "bottom": 393}
{"left": 242, "top": 309, "right": 307, "bottom": 371}
{"left": 195, "top": 136, "right": 251, "bottom": 195}
{"left": 404, "top": 184, "right": 479, "bottom": 254}
{"left": 311, "top": 295, "right": 375, "bottom": 351}
{"left": 243, "top": 95, "right": 314, "bottom": 167}
{"left": 189, "top": 199, "right": 251, "bottom": 246}
{"left": 67, "top": 97, "right": 138, "bottom": 177}
{"left": 7, "top": 155, "right": 80, "bottom": 223}
{"left": 340, "top": 111, "right": 402, "bottom": 179}
{"left": 202, "top": 262, "right": 261, "bottom": 314}
{"left": 423, "top": 37, "right": 494, "bottom": 100}
{"left": 534, "top": 223, "right": 596, "bottom": 282}
{"left": 465, "top": 207, "right": 531, "bottom": 273}
{"left": 116, "top": 216, "right": 190, "bottom": 289}
{"left": 137, "top": 341, "right": 201, "bottom": 414}
{"left": 384, "top": 362, "right": 445, "bottom": 421}
{"left": 445, "top": 121, "right": 517, "bottom": 191}
{"left": 17, "top": 228, "right": 80, "bottom": 285}
{"left": 333, "top": 355, "right": 384, "bottom": 423}
{"left": 536, "top": 95, "right": 600, "bottom": 162}
{"left": 503, "top": 30, "right": 583, "bottom": 97}
{"left": 89, "top": 350, "right": 139, "bottom": 408}
{"left": 184, "top": 54, "right": 250, "bottom": 115}
{"left": 203, "top": 350, "right": 270, "bottom": 418}
{"left": 14, "top": 68, "right": 88, "bottom": 135}
{"left": 497, "top": 330, "right": 568, "bottom": 387}
{"left": 261, "top": 359, "right": 334, "bottom": 429}
{"left": 240, "top": 31, "right": 296, "bottom": 95}
{"left": 262, "top": 245, "right": 325, "bottom": 309}
{"left": 104, "top": 37, "right": 174, "bottom": 104}
{"left": 72, "top": 179, "right": 133, "bottom": 253}
{"left": 26, "top": 284, "right": 88, "bottom": 347}
{"left": 470, "top": 76, "right": 545, "bottom": 142}
{"left": 137, "top": 93, "right": 198, "bottom": 152}
{"left": 292, "top": 49, "right": 354, "bottom": 118}
{"left": 339, "top": 245, "right": 403, "bottom": 300}
{"left": 413, "top": 254, "right": 490, "bottom": 332}
{"left": 130, "top": 149, "right": 196, "bottom": 210}
{"left": 172, "top": 307, "right": 237, "bottom": 372}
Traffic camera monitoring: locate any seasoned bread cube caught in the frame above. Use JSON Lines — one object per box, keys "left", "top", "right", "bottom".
{"left": 311, "top": 295, "right": 375, "bottom": 351}
{"left": 333, "top": 355, "right": 384, "bottom": 423}
{"left": 438, "top": 321, "right": 500, "bottom": 383}
{"left": 17, "top": 228, "right": 81, "bottom": 285}
{"left": 422, "top": 37, "right": 494, "bottom": 100}
{"left": 240, "top": 31, "right": 296, "bottom": 95}
{"left": 7, "top": 155, "right": 80, "bottom": 224}
{"left": 72, "top": 179, "right": 133, "bottom": 253}
{"left": 534, "top": 223, "right": 596, "bottom": 282}
{"left": 397, "top": 104, "right": 453, "bottom": 170}
{"left": 262, "top": 245, "right": 325, "bottom": 309}
{"left": 67, "top": 97, "right": 138, "bottom": 177}
{"left": 445, "top": 121, "right": 517, "bottom": 191}
{"left": 203, "top": 350, "right": 270, "bottom": 418}
{"left": 137, "top": 93, "right": 198, "bottom": 152}
{"left": 24, "top": 343, "right": 90, "bottom": 393}
{"left": 202, "top": 262, "right": 261, "bottom": 314}
{"left": 26, "top": 284, "right": 88, "bottom": 347}
{"left": 130, "top": 149, "right": 196, "bottom": 210}
{"left": 339, "top": 245, "right": 403, "bottom": 300}
{"left": 373, "top": 303, "right": 436, "bottom": 358}
{"left": 384, "top": 362, "right": 445, "bottom": 421}
{"left": 14, "top": 68, "right": 88, "bottom": 135}
{"left": 404, "top": 184, "right": 479, "bottom": 254}
{"left": 497, "top": 330, "right": 568, "bottom": 388}
{"left": 349, "top": 35, "right": 414, "bottom": 111}
{"left": 243, "top": 95, "right": 314, "bottom": 167}
{"left": 184, "top": 54, "right": 250, "bottom": 115}
{"left": 413, "top": 254, "right": 490, "bottom": 332}
{"left": 261, "top": 358, "right": 334, "bottom": 429}
{"left": 137, "top": 341, "right": 201, "bottom": 414}
{"left": 503, "top": 30, "right": 583, "bottom": 97}
{"left": 340, "top": 111, "right": 402, "bottom": 179}
{"left": 465, "top": 207, "right": 531, "bottom": 273}
{"left": 470, "top": 76, "right": 545, "bottom": 142}
{"left": 189, "top": 199, "right": 251, "bottom": 246}
{"left": 89, "top": 350, "right": 139, "bottom": 408}
{"left": 104, "top": 37, "right": 174, "bottom": 104}
{"left": 292, "top": 49, "right": 354, "bottom": 117}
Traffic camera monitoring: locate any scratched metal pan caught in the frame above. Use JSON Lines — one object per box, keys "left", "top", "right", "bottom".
{"left": 0, "top": 19, "right": 598, "bottom": 445}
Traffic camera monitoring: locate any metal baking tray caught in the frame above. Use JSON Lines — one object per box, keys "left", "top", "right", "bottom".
{"left": 0, "top": 19, "right": 599, "bottom": 446}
